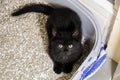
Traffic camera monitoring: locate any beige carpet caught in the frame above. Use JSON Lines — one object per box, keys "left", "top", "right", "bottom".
{"left": 0, "top": 0, "right": 91, "bottom": 80}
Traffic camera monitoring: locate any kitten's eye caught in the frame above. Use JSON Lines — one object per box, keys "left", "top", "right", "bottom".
{"left": 68, "top": 44, "right": 73, "bottom": 48}
{"left": 58, "top": 44, "right": 63, "bottom": 48}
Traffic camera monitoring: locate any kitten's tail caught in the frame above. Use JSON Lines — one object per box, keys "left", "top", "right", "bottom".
{"left": 11, "top": 4, "right": 54, "bottom": 16}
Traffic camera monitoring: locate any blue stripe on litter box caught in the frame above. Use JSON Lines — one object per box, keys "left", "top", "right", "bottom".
{"left": 97, "top": 46, "right": 104, "bottom": 59}
{"left": 80, "top": 47, "right": 106, "bottom": 80}
{"left": 100, "top": 46, "right": 104, "bottom": 52}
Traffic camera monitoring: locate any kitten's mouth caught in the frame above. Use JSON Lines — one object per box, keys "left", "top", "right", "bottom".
{"left": 66, "top": 53, "right": 71, "bottom": 56}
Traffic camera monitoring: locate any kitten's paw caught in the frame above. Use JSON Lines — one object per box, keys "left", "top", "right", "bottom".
{"left": 63, "top": 66, "right": 73, "bottom": 73}
{"left": 53, "top": 66, "right": 62, "bottom": 74}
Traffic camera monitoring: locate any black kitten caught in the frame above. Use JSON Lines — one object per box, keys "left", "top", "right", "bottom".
{"left": 12, "top": 4, "right": 83, "bottom": 74}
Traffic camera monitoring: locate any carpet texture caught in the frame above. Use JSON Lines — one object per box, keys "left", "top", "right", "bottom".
{"left": 0, "top": 0, "right": 91, "bottom": 80}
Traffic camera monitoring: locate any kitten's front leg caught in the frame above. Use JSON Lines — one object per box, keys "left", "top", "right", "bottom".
{"left": 63, "top": 63, "right": 73, "bottom": 73}
{"left": 53, "top": 62, "right": 62, "bottom": 74}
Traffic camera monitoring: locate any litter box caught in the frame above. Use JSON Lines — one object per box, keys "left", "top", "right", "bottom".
{"left": 44, "top": 0, "right": 107, "bottom": 80}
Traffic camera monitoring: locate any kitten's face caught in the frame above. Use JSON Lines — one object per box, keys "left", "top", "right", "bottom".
{"left": 49, "top": 38, "right": 82, "bottom": 63}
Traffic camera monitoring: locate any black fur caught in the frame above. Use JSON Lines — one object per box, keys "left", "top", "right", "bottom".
{"left": 12, "top": 4, "right": 54, "bottom": 16}
{"left": 12, "top": 4, "right": 83, "bottom": 74}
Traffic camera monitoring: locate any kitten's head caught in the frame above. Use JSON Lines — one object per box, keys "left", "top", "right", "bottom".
{"left": 49, "top": 36, "right": 83, "bottom": 64}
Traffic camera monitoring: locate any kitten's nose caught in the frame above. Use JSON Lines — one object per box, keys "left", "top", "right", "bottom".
{"left": 64, "top": 48, "right": 68, "bottom": 52}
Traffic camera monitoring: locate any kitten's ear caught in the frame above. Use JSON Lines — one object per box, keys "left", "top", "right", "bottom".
{"left": 72, "top": 30, "right": 79, "bottom": 38}
{"left": 52, "top": 29, "right": 57, "bottom": 37}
